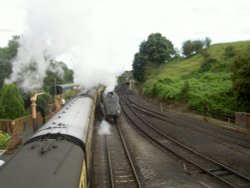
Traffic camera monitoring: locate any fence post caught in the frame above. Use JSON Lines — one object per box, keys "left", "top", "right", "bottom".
{"left": 10, "top": 120, "right": 15, "bottom": 135}
{"left": 160, "top": 103, "right": 163, "bottom": 112}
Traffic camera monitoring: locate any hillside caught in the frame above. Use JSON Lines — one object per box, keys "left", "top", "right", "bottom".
{"left": 141, "top": 40, "right": 250, "bottom": 117}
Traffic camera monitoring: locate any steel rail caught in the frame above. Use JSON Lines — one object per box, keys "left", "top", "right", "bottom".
{"left": 105, "top": 135, "right": 115, "bottom": 188}
{"left": 105, "top": 120, "right": 142, "bottom": 188}
{"left": 126, "top": 97, "right": 250, "bottom": 148}
{"left": 130, "top": 102, "right": 250, "bottom": 150}
{"left": 120, "top": 97, "right": 250, "bottom": 188}
{"left": 116, "top": 123, "right": 142, "bottom": 188}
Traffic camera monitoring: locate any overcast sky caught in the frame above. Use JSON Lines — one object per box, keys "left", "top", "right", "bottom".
{"left": 1, "top": 0, "right": 250, "bottom": 69}
{"left": 0, "top": 0, "right": 249, "bottom": 91}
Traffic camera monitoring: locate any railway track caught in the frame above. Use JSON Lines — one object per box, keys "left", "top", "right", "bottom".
{"left": 91, "top": 133, "right": 110, "bottom": 187}
{"left": 127, "top": 96, "right": 250, "bottom": 150}
{"left": 120, "top": 95, "right": 250, "bottom": 188}
{"left": 91, "top": 120, "right": 141, "bottom": 188}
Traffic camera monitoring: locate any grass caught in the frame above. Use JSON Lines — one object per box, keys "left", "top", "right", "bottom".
{"left": 140, "top": 40, "right": 250, "bottom": 117}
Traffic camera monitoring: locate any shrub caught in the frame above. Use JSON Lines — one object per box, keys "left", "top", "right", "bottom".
{"left": 224, "top": 45, "right": 235, "bottom": 58}
{"left": 200, "top": 57, "right": 218, "bottom": 72}
{"left": 232, "top": 52, "right": 250, "bottom": 112}
{"left": 0, "top": 133, "right": 11, "bottom": 149}
{"left": 178, "top": 81, "right": 190, "bottom": 101}
{"left": 0, "top": 84, "right": 25, "bottom": 119}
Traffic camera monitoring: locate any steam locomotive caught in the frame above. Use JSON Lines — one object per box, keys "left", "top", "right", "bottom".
{"left": 102, "top": 91, "right": 121, "bottom": 122}
{"left": 0, "top": 89, "right": 98, "bottom": 188}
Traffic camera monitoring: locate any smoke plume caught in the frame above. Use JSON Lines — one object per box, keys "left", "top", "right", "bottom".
{"left": 98, "top": 120, "right": 111, "bottom": 135}
{"left": 5, "top": 0, "right": 124, "bottom": 91}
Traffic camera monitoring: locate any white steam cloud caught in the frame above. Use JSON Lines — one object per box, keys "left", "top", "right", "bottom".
{"left": 98, "top": 120, "right": 111, "bottom": 135}
{"left": 5, "top": 0, "right": 124, "bottom": 91}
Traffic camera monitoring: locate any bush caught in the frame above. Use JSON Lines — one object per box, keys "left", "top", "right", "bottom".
{"left": 232, "top": 52, "right": 250, "bottom": 112}
{"left": 0, "top": 84, "right": 25, "bottom": 119}
{"left": 224, "top": 45, "right": 235, "bottom": 58}
{"left": 140, "top": 40, "right": 250, "bottom": 118}
{"left": 0, "top": 133, "right": 11, "bottom": 149}
{"left": 143, "top": 72, "right": 235, "bottom": 116}
{"left": 200, "top": 57, "right": 218, "bottom": 72}
{"left": 178, "top": 81, "right": 190, "bottom": 101}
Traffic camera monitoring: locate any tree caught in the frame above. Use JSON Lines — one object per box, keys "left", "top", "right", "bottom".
{"left": 192, "top": 40, "right": 203, "bottom": 53}
{"left": 0, "top": 36, "right": 20, "bottom": 89}
{"left": 204, "top": 37, "right": 212, "bottom": 48}
{"left": 6, "top": 36, "right": 19, "bottom": 58}
{"left": 232, "top": 52, "right": 250, "bottom": 112}
{"left": 36, "top": 94, "right": 52, "bottom": 112}
{"left": 182, "top": 40, "right": 193, "bottom": 57}
{"left": 64, "top": 68, "right": 74, "bottom": 83}
{"left": 43, "top": 61, "right": 74, "bottom": 93}
{"left": 0, "top": 84, "right": 25, "bottom": 119}
{"left": 132, "top": 53, "right": 146, "bottom": 82}
{"left": 36, "top": 94, "right": 52, "bottom": 124}
{"left": 182, "top": 38, "right": 211, "bottom": 57}
{"left": 139, "top": 33, "right": 175, "bottom": 65}
{"left": 132, "top": 33, "right": 175, "bottom": 82}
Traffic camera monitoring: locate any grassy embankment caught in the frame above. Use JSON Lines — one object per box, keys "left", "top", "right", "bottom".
{"left": 140, "top": 41, "right": 250, "bottom": 118}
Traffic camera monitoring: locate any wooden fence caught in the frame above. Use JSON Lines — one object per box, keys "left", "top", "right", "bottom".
{"left": 0, "top": 113, "right": 43, "bottom": 136}
{"left": 0, "top": 113, "right": 44, "bottom": 153}
{"left": 0, "top": 101, "right": 63, "bottom": 153}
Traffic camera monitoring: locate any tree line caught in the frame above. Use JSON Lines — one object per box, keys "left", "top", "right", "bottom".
{"left": 0, "top": 36, "right": 74, "bottom": 119}
{"left": 132, "top": 33, "right": 211, "bottom": 82}
{"left": 182, "top": 37, "right": 211, "bottom": 57}
{"left": 132, "top": 33, "right": 250, "bottom": 112}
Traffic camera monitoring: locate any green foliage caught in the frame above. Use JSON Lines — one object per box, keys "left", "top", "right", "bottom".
{"left": 0, "top": 133, "right": 11, "bottom": 149}
{"left": 224, "top": 45, "right": 235, "bottom": 59}
{"left": 182, "top": 38, "right": 211, "bottom": 57}
{"left": 204, "top": 37, "right": 212, "bottom": 48}
{"left": 200, "top": 54, "right": 218, "bottom": 72}
{"left": 200, "top": 50, "right": 210, "bottom": 59}
{"left": 232, "top": 51, "right": 250, "bottom": 112}
{"left": 140, "top": 33, "right": 175, "bottom": 65}
{"left": 64, "top": 89, "right": 79, "bottom": 100}
{"left": 0, "top": 36, "right": 20, "bottom": 89}
{"left": 117, "top": 71, "right": 132, "bottom": 83}
{"left": 186, "top": 73, "right": 235, "bottom": 115}
{"left": 64, "top": 68, "right": 74, "bottom": 83}
{"left": 192, "top": 40, "right": 203, "bottom": 53}
{"left": 43, "top": 61, "right": 74, "bottom": 93}
{"left": 182, "top": 40, "right": 193, "bottom": 57}
{"left": 0, "top": 84, "right": 25, "bottom": 119}
{"left": 178, "top": 81, "right": 190, "bottom": 100}
{"left": 132, "top": 53, "right": 146, "bottom": 82}
{"left": 0, "top": 37, "right": 74, "bottom": 119}
{"left": 0, "top": 36, "right": 73, "bottom": 94}
{"left": 36, "top": 94, "right": 52, "bottom": 112}
{"left": 145, "top": 72, "right": 234, "bottom": 115}
{"left": 141, "top": 41, "right": 250, "bottom": 116}
{"left": 182, "top": 40, "right": 203, "bottom": 57}
{"left": 6, "top": 36, "right": 19, "bottom": 58}
{"left": 133, "top": 33, "right": 175, "bottom": 82}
